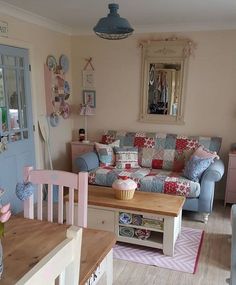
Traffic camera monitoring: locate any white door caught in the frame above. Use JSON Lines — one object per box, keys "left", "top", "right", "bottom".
{"left": 0, "top": 44, "right": 35, "bottom": 213}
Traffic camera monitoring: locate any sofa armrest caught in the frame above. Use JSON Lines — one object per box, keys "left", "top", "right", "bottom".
{"left": 197, "top": 159, "right": 224, "bottom": 213}
{"left": 74, "top": 151, "right": 99, "bottom": 172}
{"left": 201, "top": 159, "right": 224, "bottom": 182}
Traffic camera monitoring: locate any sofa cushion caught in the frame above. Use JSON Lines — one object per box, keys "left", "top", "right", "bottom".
{"left": 95, "top": 140, "right": 120, "bottom": 166}
{"left": 138, "top": 169, "right": 200, "bottom": 197}
{"left": 88, "top": 167, "right": 200, "bottom": 198}
{"left": 114, "top": 147, "right": 139, "bottom": 169}
{"left": 138, "top": 135, "right": 198, "bottom": 171}
{"left": 193, "top": 145, "right": 219, "bottom": 160}
{"left": 88, "top": 167, "right": 150, "bottom": 187}
{"left": 183, "top": 155, "right": 214, "bottom": 182}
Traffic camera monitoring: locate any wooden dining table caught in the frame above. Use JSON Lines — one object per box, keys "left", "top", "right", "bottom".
{"left": 1, "top": 216, "right": 116, "bottom": 285}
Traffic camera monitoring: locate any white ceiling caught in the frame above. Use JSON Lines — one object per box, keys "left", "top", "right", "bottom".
{"left": 1, "top": 0, "right": 236, "bottom": 35}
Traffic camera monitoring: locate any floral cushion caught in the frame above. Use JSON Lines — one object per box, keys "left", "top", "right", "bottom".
{"left": 114, "top": 147, "right": 139, "bottom": 169}
{"left": 183, "top": 155, "right": 214, "bottom": 182}
{"left": 193, "top": 145, "right": 219, "bottom": 160}
{"left": 95, "top": 140, "right": 120, "bottom": 166}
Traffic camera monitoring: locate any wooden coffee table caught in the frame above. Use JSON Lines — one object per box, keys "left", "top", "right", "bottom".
{"left": 81, "top": 185, "right": 185, "bottom": 256}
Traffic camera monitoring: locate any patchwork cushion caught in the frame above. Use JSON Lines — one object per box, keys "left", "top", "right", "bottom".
{"left": 114, "top": 147, "right": 139, "bottom": 169}
{"left": 183, "top": 155, "right": 214, "bottom": 182}
{"left": 95, "top": 140, "right": 120, "bottom": 166}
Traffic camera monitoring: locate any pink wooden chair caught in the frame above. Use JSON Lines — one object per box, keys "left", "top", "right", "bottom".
{"left": 16, "top": 226, "right": 82, "bottom": 285}
{"left": 23, "top": 166, "right": 88, "bottom": 227}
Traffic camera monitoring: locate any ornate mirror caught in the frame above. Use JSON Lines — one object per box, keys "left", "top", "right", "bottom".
{"left": 139, "top": 39, "right": 193, "bottom": 124}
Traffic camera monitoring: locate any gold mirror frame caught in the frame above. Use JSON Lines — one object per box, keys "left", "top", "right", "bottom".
{"left": 139, "top": 39, "right": 193, "bottom": 124}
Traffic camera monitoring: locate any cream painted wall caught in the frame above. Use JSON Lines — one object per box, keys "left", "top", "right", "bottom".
{"left": 0, "top": 12, "right": 233, "bottom": 198}
{"left": 0, "top": 13, "right": 73, "bottom": 170}
{"left": 72, "top": 31, "right": 236, "bottom": 198}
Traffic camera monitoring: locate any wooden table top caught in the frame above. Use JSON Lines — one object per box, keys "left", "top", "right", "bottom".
{"left": 87, "top": 186, "right": 185, "bottom": 217}
{"left": 1, "top": 216, "right": 116, "bottom": 285}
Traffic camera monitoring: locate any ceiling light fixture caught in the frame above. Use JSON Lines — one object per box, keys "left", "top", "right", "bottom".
{"left": 93, "top": 3, "right": 134, "bottom": 40}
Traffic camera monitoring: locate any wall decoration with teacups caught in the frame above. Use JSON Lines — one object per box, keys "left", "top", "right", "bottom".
{"left": 44, "top": 54, "right": 71, "bottom": 127}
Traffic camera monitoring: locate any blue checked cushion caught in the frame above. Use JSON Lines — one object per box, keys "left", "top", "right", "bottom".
{"left": 95, "top": 140, "right": 120, "bottom": 166}
{"left": 114, "top": 147, "right": 139, "bottom": 169}
{"left": 183, "top": 155, "right": 214, "bottom": 182}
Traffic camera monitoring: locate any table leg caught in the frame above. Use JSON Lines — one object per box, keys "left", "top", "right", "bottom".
{"left": 163, "top": 214, "right": 181, "bottom": 256}
{"left": 163, "top": 217, "right": 175, "bottom": 256}
{"left": 105, "top": 249, "right": 113, "bottom": 285}
{"left": 84, "top": 249, "right": 113, "bottom": 285}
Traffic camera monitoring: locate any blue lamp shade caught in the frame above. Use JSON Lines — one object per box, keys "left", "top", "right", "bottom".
{"left": 93, "top": 3, "right": 134, "bottom": 40}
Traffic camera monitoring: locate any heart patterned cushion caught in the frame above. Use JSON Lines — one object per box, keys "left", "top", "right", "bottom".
{"left": 15, "top": 182, "right": 34, "bottom": 201}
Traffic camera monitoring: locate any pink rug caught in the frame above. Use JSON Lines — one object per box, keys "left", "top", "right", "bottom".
{"left": 113, "top": 227, "right": 204, "bottom": 274}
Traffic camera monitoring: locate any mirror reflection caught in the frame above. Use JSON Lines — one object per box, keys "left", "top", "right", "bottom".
{"left": 148, "top": 63, "right": 180, "bottom": 116}
{"left": 140, "top": 39, "right": 193, "bottom": 124}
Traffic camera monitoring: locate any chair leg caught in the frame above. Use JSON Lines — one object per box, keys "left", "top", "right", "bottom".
{"left": 202, "top": 213, "right": 209, "bottom": 224}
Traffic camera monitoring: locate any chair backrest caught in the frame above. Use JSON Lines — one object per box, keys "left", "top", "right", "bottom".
{"left": 23, "top": 166, "right": 88, "bottom": 227}
{"left": 16, "top": 226, "right": 82, "bottom": 285}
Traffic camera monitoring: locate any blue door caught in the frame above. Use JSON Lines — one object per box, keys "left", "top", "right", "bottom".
{"left": 0, "top": 45, "right": 35, "bottom": 213}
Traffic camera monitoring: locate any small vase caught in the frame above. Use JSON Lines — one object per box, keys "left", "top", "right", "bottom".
{"left": 0, "top": 240, "right": 3, "bottom": 279}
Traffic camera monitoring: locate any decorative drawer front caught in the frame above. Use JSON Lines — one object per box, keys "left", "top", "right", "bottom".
{"left": 229, "top": 156, "right": 236, "bottom": 169}
{"left": 88, "top": 207, "right": 115, "bottom": 232}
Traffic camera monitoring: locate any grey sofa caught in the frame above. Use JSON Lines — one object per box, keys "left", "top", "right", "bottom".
{"left": 74, "top": 131, "right": 224, "bottom": 223}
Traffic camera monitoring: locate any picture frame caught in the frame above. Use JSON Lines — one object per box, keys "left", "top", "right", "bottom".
{"left": 83, "top": 90, "right": 96, "bottom": 108}
{"left": 82, "top": 70, "right": 95, "bottom": 89}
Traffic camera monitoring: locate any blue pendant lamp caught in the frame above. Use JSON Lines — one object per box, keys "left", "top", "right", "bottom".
{"left": 93, "top": 3, "right": 134, "bottom": 40}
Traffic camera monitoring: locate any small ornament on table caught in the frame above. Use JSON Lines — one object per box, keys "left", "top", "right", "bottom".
{"left": 112, "top": 175, "right": 137, "bottom": 200}
{"left": 79, "top": 128, "right": 85, "bottom": 142}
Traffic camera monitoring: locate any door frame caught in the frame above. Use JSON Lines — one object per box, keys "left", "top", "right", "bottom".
{"left": 0, "top": 37, "right": 40, "bottom": 167}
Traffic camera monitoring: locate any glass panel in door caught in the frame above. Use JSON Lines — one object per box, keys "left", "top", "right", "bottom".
{"left": 5, "top": 68, "right": 20, "bottom": 133}
{"left": 19, "top": 69, "right": 27, "bottom": 129}
{"left": 0, "top": 67, "right": 7, "bottom": 134}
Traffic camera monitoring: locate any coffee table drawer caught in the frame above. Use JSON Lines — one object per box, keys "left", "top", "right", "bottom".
{"left": 88, "top": 207, "right": 115, "bottom": 232}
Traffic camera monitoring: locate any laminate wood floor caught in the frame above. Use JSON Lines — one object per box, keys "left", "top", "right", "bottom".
{"left": 110, "top": 201, "right": 232, "bottom": 285}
